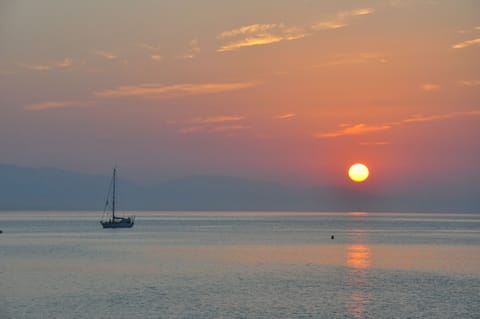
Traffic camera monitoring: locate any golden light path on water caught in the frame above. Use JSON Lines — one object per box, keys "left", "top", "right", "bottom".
{"left": 346, "top": 230, "right": 371, "bottom": 319}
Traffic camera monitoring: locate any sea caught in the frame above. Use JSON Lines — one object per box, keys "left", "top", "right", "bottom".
{"left": 0, "top": 211, "right": 479, "bottom": 319}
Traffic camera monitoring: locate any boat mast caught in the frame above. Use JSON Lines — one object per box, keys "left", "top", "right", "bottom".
{"left": 112, "top": 168, "right": 116, "bottom": 220}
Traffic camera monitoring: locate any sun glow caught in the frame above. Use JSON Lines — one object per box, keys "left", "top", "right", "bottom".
{"left": 348, "top": 163, "right": 369, "bottom": 182}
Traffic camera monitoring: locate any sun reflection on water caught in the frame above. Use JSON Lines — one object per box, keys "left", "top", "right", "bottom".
{"left": 346, "top": 231, "right": 372, "bottom": 319}
{"left": 347, "top": 244, "right": 371, "bottom": 269}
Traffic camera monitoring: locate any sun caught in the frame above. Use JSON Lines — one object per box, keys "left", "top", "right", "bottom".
{"left": 348, "top": 163, "right": 369, "bottom": 183}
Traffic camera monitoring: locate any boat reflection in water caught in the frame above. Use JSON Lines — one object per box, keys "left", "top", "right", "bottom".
{"left": 346, "top": 230, "right": 372, "bottom": 319}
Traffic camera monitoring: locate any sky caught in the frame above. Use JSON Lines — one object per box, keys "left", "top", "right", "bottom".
{"left": 0, "top": 0, "right": 479, "bottom": 195}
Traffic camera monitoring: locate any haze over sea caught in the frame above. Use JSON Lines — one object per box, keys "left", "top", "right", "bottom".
{"left": 1, "top": 211, "right": 479, "bottom": 319}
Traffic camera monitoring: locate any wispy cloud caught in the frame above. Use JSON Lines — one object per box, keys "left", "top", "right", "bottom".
{"left": 217, "top": 23, "right": 307, "bottom": 52}
{"left": 96, "top": 81, "right": 260, "bottom": 99}
{"left": 359, "top": 141, "right": 391, "bottom": 146}
{"left": 20, "top": 64, "right": 51, "bottom": 71}
{"left": 420, "top": 83, "right": 440, "bottom": 92}
{"left": 459, "top": 80, "right": 480, "bottom": 87}
{"left": 56, "top": 58, "right": 73, "bottom": 68}
{"left": 274, "top": 113, "right": 296, "bottom": 119}
{"left": 400, "top": 110, "right": 480, "bottom": 124}
{"left": 94, "top": 50, "right": 118, "bottom": 59}
{"left": 177, "top": 39, "right": 200, "bottom": 59}
{"left": 314, "top": 52, "right": 388, "bottom": 68}
{"left": 315, "top": 123, "right": 391, "bottom": 138}
{"left": 217, "top": 8, "right": 374, "bottom": 52}
{"left": 179, "top": 126, "right": 205, "bottom": 134}
{"left": 24, "top": 101, "right": 73, "bottom": 111}
{"left": 179, "top": 124, "right": 249, "bottom": 134}
{"left": 457, "top": 25, "right": 480, "bottom": 34}
{"left": 210, "top": 124, "right": 249, "bottom": 132}
{"left": 19, "top": 57, "right": 76, "bottom": 72}
{"left": 23, "top": 100, "right": 96, "bottom": 111}
{"left": 312, "top": 21, "right": 347, "bottom": 30}
{"left": 218, "top": 36, "right": 285, "bottom": 52}
{"left": 314, "top": 110, "right": 480, "bottom": 138}
{"left": 338, "top": 8, "right": 375, "bottom": 18}
{"left": 312, "top": 8, "right": 375, "bottom": 31}
{"left": 452, "top": 38, "right": 480, "bottom": 49}
{"left": 191, "top": 115, "right": 245, "bottom": 124}
{"left": 218, "top": 24, "right": 278, "bottom": 39}
{"left": 133, "top": 43, "right": 163, "bottom": 61}
{"left": 136, "top": 43, "right": 162, "bottom": 51}
{"left": 177, "top": 114, "right": 248, "bottom": 134}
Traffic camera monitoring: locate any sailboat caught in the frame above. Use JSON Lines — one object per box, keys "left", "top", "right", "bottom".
{"left": 100, "top": 168, "right": 135, "bottom": 229}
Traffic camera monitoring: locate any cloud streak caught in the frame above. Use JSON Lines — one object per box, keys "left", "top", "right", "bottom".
{"left": 359, "top": 141, "right": 391, "bottom": 146}
{"left": 24, "top": 101, "right": 73, "bottom": 111}
{"left": 217, "top": 24, "right": 306, "bottom": 52}
{"left": 134, "top": 43, "right": 163, "bottom": 61}
{"left": 178, "top": 126, "right": 205, "bottom": 134}
{"left": 313, "top": 52, "right": 388, "bottom": 68}
{"left": 57, "top": 58, "right": 73, "bottom": 68}
{"left": 400, "top": 110, "right": 480, "bottom": 124}
{"left": 315, "top": 110, "right": 480, "bottom": 138}
{"left": 274, "top": 113, "right": 296, "bottom": 119}
{"left": 191, "top": 115, "right": 245, "bottom": 124}
{"left": 177, "top": 115, "right": 248, "bottom": 134}
{"left": 338, "top": 8, "right": 374, "bottom": 18}
{"left": 23, "top": 100, "right": 96, "bottom": 111}
{"left": 452, "top": 38, "right": 480, "bottom": 49}
{"left": 460, "top": 80, "right": 480, "bottom": 87}
{"left": 20, "top": 64, "right": 51, "bottom": 71}
{"left": 19, "top": 57, "right": 75, "bottom": 71}
{"left": 315, "top": 123, "right": 391, "bottom": 138}
{"left": 312, "top": 8, "right": 375, "bottom": 31}
{"left": 95, "top": 81, "right": 260, "bottom": 99}
{"left": 179, "top": 124, "right": 249, "bottom": 134}
{"left": 420, "top": 83, "right": 440, "bottom": 92}
{"left": 177, "top": 39, "right": 200, "bottom": 59}
{"left": 151, "top": 54, "right": 163, "bottom": 61}
{"left": 178, "top": 124, "right": 250, "bottom": 134}
{"left": 217, "top": 8, "right": 374, "bottom": 52}
{"left": 136, "top": 43, "right": 162, "bottom": 51}
{"left": 210, "top": 124, "right": 249, "bottom": 132}
{"left": 218, "top": 24, "right": 278, "bottom": 39}
{"left": 94, "top": 50, "right": 118, "bottom": 59}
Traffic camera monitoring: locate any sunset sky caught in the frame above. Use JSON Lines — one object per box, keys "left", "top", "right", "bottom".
{"left": 1, "top": 0, "right": 479, "bottom": 193}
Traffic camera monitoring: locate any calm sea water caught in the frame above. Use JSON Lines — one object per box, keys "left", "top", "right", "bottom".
{"left": 0, "top": 211, "right": 479, "bottom": 319}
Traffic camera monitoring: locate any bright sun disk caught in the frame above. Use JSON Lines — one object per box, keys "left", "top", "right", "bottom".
{"left": 348, "top": 163, "right": 369, "bottom": 182}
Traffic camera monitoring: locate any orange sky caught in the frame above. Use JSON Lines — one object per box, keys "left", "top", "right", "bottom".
{"left": 0, "top": 0, "right": 479, "bottom": 191}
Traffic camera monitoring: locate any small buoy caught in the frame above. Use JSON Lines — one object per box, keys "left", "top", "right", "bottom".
{"left": 331, "top": 235, "right": 334, "bottom": 240}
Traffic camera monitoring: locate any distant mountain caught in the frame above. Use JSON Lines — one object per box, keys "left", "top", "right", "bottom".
{"left": 0, "top": 164, "right": 478, "bottom": 212}
{"left": 0, "top": 164, "right": 299, "bottom": 211}
{"left": 0, "top": 164, "right": 115, "bottom": 210}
